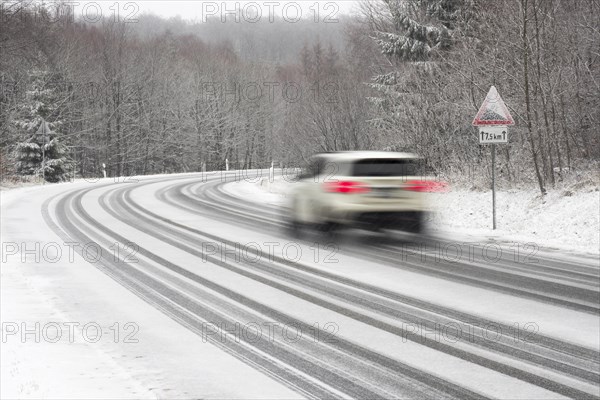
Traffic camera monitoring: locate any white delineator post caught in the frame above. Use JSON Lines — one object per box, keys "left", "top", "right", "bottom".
{"left": 102, "top": 163, "right": 107, "bottom": 179}
{"left": 269, "top": 161, "right": 274, "bottom": 182}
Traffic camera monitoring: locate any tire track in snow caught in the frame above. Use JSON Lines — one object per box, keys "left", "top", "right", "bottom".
{"left": 42, "top": 180, "right": 477, "bottom": 399}
{"left": 120, "top": 177, "right": 598, "bottom": 398}
{"left": 39, "top": 174, "right": 600, "bottom": 399}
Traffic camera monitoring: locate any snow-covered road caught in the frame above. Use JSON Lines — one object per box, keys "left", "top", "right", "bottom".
{"left": 2, "top": 172, "right": 599, "bottom": 399}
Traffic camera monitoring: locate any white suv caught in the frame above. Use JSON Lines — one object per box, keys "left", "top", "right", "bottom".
{"left": 287, "top": 151, "right": 445, "bottom": 235}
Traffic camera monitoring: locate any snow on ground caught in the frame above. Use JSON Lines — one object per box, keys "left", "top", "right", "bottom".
{"left": 427, "top": 189, "right": 600, "bottom": 256}
{"left": 2, "top": 171, "right": 598, "bottom": 398}
{"left": 140, "top": 178, "right": 599, "bottom": 351}
{"left": 124, "top": 178, "right": 600, "bottom": 397}
{"left": 0, "top": 171, "right": 207, "bottom": 192}
{"left": 1, "top": 178, "right": 302, "bottom": 399}
{"left": 224, "top": 175, "right": 600, "bottom": 256}
{"left": 224, "top": 175, "right": 290, "bottom": 207}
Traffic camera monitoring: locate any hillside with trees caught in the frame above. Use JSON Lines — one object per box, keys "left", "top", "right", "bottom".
{"left": 1, "top": 0, "right": 598, "bottom": 192}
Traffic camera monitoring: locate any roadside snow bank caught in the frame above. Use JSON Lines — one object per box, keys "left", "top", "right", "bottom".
{"left": 225, "top": 177, "right": 599, "bottom": 255}
{"left": 224, "top": 176, "right": 289, "bottom": 206}
{"left": 427, "top": 189, "right": 599, "bottom": 255}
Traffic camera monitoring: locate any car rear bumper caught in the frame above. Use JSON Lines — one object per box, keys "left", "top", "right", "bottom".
{"left": 321, "top": 197, "right": 428, "bottom": 221}
{"left": 351, "top": 211, "right": 423, "bottom": 229}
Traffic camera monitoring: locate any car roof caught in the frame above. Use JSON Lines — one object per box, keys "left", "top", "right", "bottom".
{"left": 314, "top": 151, "right": 421, "bottom": 161}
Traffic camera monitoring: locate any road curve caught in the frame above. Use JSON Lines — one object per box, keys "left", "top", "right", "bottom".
{"left": 39, "top": 172, "right": 600, "bottom": 399}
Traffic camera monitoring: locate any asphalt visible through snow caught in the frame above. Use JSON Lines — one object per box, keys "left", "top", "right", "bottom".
{"left": 6, "top": 171, "right": 600, "bottom": 399}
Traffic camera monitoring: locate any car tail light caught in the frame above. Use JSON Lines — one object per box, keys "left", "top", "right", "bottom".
{"left": 405, "top": 180, "right": 449, "bottom": 193}
{"left": 324, "top": 181, "right": 370, "bottom": 194}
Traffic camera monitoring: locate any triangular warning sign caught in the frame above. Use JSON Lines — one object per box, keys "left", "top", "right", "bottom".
{"left": 472, "top": 86, "right": 515, "bottom": 126}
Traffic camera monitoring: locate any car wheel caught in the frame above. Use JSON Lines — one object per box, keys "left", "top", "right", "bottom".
{"left": 404, "top": 212, "right": 424, "bottom": 234}
{"left": 316, "top": 221, "right": 339, "bottom": 239}
{"left": 287, "top": 200, "right": 306, "bottom": 238}
{"left": 287, "top": 218, "right": 305, "bottom": 238}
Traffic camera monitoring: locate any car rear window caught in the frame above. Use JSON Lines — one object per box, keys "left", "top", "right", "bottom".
{"left": 351, "top": 159, "right": 424, "bottom": 177}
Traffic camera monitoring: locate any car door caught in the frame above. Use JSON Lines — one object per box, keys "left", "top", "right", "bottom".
{"left": 294, "top": 156, "right": 327, "bottom": 223}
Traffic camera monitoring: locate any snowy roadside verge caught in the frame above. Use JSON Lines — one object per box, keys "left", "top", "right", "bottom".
{"left": 223, "top": 176, "right": 290, "bottom": 207}
{"left": 0, "top": 171, "right": 209, "bottom": 192}
{"left": 223, "top": 177, "right": 600, "bottom": 256}
{"left": 427, "top": 189, "right": 599, "bottom": 256}
{"left": 1, "top": 177, "right": 302, "bottom": 399}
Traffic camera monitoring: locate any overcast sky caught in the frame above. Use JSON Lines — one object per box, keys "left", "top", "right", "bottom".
{"left": 73, "top": 1, "right": 360, "bottom": 22}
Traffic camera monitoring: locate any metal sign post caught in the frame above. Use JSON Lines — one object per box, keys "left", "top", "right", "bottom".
{"left": 472, "top": 86, "right": 514, "bottom": 230}
{"left": 491, "top": 144, "right": 496, "bottom": 230}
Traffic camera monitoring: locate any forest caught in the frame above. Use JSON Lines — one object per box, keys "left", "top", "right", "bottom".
{"left": 1, "top": 0, "right": 598, "bottom": 194}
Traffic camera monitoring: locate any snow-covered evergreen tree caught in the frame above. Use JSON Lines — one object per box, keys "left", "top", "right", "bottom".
{"left": 370, "top": 0, "right": 470, "bottom": 88}
{"left": 373, "top": 0, "right": 454, "bottom": 63}
{"left": 12, "top": 70, "right": 70, "bottom": 182}
{"left": 366, "top": 0, "right": 475, "bottom": 166}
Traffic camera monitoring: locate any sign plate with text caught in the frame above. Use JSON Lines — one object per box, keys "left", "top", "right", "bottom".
{"left": 479, "top": 126, "right": 508, "bottom": 144}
